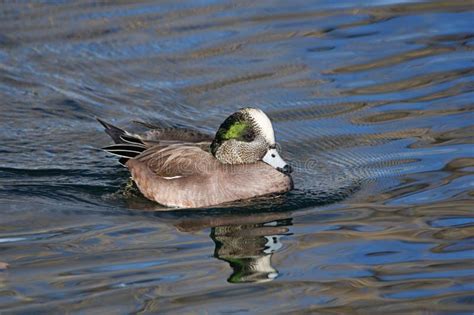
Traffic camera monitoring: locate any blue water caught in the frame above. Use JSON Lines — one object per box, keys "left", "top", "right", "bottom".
{"left": 1, "top": 0, "right": 473, "bottom": 313}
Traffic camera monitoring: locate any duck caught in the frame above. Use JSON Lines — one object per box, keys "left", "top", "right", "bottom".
{"left": 98, "top": 108, "right": 293, "bottom": 208}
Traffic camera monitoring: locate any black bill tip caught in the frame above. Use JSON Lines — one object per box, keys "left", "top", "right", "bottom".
{"left": 277, "top": 164, "right": 293, "bottom": 174}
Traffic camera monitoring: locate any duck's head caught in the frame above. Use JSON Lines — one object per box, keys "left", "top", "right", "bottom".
{"left": 211, "top": 108, "right": 292, "bottom": 174}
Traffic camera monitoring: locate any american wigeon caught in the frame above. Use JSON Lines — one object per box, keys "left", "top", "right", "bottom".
{"left": 98, "top": 108, "right": 293, "bottom": 208}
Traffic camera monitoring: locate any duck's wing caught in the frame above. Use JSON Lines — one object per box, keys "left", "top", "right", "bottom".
{"left": 98, "top": 118, "right": 214, "bottom": 166}
{"left": 135, "top": 142, "right": 215, "bottom": 178}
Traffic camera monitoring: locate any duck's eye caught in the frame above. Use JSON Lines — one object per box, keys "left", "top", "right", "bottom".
{"left": 271, "top": 154, "right": 276, "bottom": 158}
{"left": 243, "top": 132, "right": 254, "bottom": 142}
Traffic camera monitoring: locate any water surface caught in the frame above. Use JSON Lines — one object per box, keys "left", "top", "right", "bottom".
{"left": 1, "top": 0, "right": 473, "bottom": 313}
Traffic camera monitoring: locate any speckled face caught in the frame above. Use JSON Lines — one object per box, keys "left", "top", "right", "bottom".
{"left": 211, "top": 108, "right": 291, "bottom": 173}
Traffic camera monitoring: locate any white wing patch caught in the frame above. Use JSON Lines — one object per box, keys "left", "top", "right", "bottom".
{"left": 163, "top": 176, "right": 183, "bottom": 180}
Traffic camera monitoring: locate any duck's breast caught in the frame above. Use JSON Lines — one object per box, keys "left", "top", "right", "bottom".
{"left": 215, "top": 162, "right": 293, "bottom": 202}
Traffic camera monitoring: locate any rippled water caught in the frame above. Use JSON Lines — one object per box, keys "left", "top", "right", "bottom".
{"left": 1, "top": 0, "right": 473, "bottom": 313}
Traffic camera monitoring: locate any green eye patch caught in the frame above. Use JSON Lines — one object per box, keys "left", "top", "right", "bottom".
{"left": 223, "top": 122, "right": 248, "bottom": 140}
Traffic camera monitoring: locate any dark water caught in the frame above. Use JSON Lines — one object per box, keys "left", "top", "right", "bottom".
{"left": 1, "top": 0, "right": 473, "bottom": 313}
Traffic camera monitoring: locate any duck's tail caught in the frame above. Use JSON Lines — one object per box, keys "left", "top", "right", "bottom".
{"left": 97, "top": 118, "right": 147, "bottom": 165}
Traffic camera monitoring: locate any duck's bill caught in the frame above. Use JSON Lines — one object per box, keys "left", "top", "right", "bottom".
{"left": 262, "top": 148, "right": 293, "bottom": 174}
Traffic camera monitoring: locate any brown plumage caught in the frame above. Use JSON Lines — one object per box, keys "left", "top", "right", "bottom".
{"left": 98, "top": 108, "right": 293, "bottom": 209}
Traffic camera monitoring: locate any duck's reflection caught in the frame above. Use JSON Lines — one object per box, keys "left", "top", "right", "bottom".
{"left": 125, "top": 186, "right": 357, "bottom": 284}
{"left": 170, "top": 211, "right": 293, "bottom": 283}
{"left": 211, "top": 219, "right": 291, "bottom": 283}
